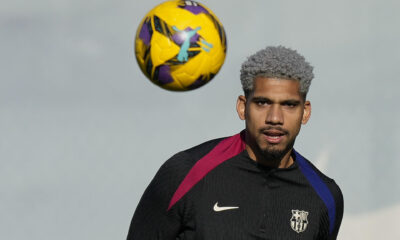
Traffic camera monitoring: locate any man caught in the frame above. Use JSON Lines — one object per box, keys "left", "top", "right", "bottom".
{"left": 127, "top": 46, "right": 343, "bottom": 239}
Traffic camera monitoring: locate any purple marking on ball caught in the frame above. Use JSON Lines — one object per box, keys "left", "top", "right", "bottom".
{"left": 172, "top": 32, "right": 185, "bottom": 46}
{"left": 189, "top": 32, "right": 200, "bottom": 44}
{"left": 171, "top": 27, "right": 200, "bottom": 46}
{"left": 138, "top": 21, "right": 151, "bottom": 46}
{"left": 157, "top": 65, "right": 174, "bottom": 84}
{"left": 182, "top": 5, "right": 209, "bottom": 15}
{"left": 188, "top": 76, "right": 206, "bottom": 89}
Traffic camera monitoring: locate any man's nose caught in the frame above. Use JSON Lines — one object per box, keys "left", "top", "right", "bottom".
{"left": 266, "top": 105, "right": 283, "bottom": 125}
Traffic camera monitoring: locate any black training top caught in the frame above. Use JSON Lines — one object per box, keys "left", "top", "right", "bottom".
{"left": 127, "top": 132, "right": 343, "bottom": 240}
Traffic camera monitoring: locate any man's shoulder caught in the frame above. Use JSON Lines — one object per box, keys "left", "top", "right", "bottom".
{"left": 160, "top": 136, "right": 227, "bottom": 173}
{"left": 305, "top": 158, "right": 339, "bottom": 184}
{"left": 181, "top": 136, "right": 227, "bottom": 157}
{"left": 147, "top": 136, "right": 229, "bottom": 202}
{"left": 299, "top": 155, "right": 343, "bottom": 202}
{"left": 297, "top": 154, "right": 344, "bottom": 236}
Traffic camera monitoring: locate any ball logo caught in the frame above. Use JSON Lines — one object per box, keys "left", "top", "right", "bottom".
{"left": 172, "top": 26, "right": 213, "bottom": 62}
{"left": 290, "top": 209, "right": 309, "bottom": 233}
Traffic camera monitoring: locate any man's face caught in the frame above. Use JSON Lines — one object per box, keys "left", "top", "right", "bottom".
{"left": 236, "top": 77, "right": 311, "bottom": 161}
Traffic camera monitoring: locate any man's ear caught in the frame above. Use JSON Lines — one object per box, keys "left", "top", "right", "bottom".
{"left": 302, "top": 100, "right": 311, "bottom": 125}
{"left": 236, "top": 95, "right": 247, "bottom": 120}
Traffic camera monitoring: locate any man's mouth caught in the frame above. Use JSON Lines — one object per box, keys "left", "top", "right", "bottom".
{"left": 262, "top": 129, "right": 287, "bottom": 144}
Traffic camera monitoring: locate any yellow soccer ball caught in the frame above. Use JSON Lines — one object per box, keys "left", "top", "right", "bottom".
{"left": 135, "top": 0, "right": 227, "bottom": 91}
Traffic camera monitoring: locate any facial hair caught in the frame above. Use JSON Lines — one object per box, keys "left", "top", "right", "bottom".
{"left": 257, "top": 126, "right": 295, "bottom": 164}
{"left": 259, "top": 138, "right": 295, "bottom": 162}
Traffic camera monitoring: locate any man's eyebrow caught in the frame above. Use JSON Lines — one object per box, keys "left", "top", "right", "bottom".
{"left": 281, "top": 99, "right": 302, "bottom": 105}
{"left": 251, "top": 97, "right": 301, "bottom": 104}
{"left": 251, "top": 96, "right": 271, "bottom": 101}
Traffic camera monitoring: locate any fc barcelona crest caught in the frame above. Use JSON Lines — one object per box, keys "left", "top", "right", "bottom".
{"left": 290, "top": 209, "right": 309, "bottom": 233}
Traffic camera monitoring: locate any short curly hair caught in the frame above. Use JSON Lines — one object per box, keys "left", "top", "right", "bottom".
{"left": 240, "top": 46, "right": 314, "bottom": 99}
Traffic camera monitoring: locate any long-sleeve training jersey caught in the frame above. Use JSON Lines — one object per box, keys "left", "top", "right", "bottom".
{"left": 127, "top": 132, "right": 343, "bottom": 239}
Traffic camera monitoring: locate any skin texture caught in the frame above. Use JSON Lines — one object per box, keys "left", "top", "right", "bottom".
{"left": 236, "top": 76, "right": 311, "bottom": 168}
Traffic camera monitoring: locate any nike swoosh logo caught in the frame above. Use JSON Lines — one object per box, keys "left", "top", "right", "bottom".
{"left": 213, "top": 202, "right": 239, "bottom": 212}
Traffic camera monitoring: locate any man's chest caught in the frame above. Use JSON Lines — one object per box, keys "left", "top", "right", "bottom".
{"left": 181, "top": 166, "right": 329, "bottom": 239}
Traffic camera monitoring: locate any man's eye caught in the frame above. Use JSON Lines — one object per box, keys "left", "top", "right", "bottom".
{"left": 283, "top": 103, "right": 297, "bottom": 108}
{"left": 256, "top": 101, "right": 269, "bottom": 106}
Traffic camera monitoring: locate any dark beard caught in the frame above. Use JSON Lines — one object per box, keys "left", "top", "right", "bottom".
{"left": 258, "top": 137, "right": 296, "bottom": 166}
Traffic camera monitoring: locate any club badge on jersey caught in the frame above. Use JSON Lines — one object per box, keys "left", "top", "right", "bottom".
{"left": 290, "top": 209, "right": 309, "bottom": 233}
